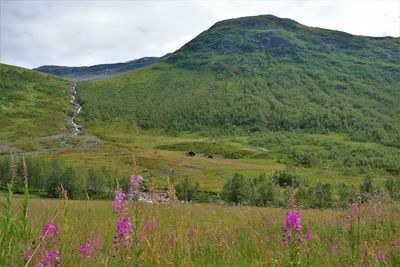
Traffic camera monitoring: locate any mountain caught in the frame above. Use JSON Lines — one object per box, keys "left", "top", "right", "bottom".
{"left": 33, "top": 57, "right": 159, "bottom": 81}
{"left": 0, "top": 64, "right": 71, "bottom": 143}
{"left": 77, "top": 15, "right": 400, "bottom": 147}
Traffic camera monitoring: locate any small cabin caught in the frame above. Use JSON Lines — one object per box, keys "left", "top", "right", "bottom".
{"left": 186, "top": 151, "right": 196, "bottom": 157}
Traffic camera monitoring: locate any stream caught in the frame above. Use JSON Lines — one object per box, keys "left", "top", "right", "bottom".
{"left": 70, "top": 84, "right": 82, "bottom": 135}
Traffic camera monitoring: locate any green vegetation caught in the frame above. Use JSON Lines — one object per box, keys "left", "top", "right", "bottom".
{"left": 2, "top": 189, "right": 400, "bottom": 266}
{"left": 78, "top": 15, "right": 400, "bottom": 147}
{"left": 0, "top": 64, "right": 72, "bottom": 142}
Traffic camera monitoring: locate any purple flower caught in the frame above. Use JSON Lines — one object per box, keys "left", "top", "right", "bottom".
{"left": 285, "top": 211, "right": 302, "bottom": 233}
{"left": 188, "top": 226, "right": 199, "bottom": 240}
{"left": 45, "top": 250, "right": 59, "bottom": 263}
{"left": 331, "top": 243, "right": 338, "bottom": 254}
{"left": 116, "top": 217, "right": 133, "bottom": 238}
{"left": 391, "top": 239, "right": 399, "bottom": 248}
{"left": 377, "top": 252, "right": 385, "bottom": 262}
{"left": 348, "top": 203, "right": 359, "bottom": 220}
{"left": 41, "top": 223, "right": 59, "bottom": 243}
{"left": 144, "top": 219, "right": 157, "bottom": 233}
{"left": 305, "top": 231, "right": 315, "bottom": 241}
{"left": 264, "top": 234, "right": 271, "bottom": 242}
{"left": 80, "top": 239, "right": 92, "bottom": 258}
{"left": 375, "top": 208, "right": 382, "bottom": 217}
{"left": 30, "top": 223, "right": 60, "bottom": 267}
{"left": 167, "top": 233, "right": 176, "bottom": 247}
{"left": 129, "top": 175, "right": 144, "bottom": 199}
{"left": 112, "top": 190, "right": 128, "bottom": 215}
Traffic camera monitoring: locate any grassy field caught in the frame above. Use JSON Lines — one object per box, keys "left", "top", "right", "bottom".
{"left": 3, "top": 193, "right": 400, "bottom": 266}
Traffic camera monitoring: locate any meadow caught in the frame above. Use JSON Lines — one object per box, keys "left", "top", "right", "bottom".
{"left": 2, "top": 180, "right": 400, "bottom": 266}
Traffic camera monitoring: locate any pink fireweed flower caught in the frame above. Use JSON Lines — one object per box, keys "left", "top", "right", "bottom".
{"left": 45, "top": 250, "right": 59, "bottom": 263}
{"left": 305, "top": 231, "right": 315, "bottom": 241}
{"left": 331, "top": 243, "right": 338, "bottom": 254}
{"left": 377, "top": 252, "right": 385, "bottom": 262}
{"left": 329, "top": 216, "right": 337, "bottom": 224}
{"left": 31, "top": 223, "right": 60, "bottom": 267}
{"left": 112, "top": 190, "right": 128, "bottom": 215}
{"left": 348, "top": 203, "right": 359, "bottom": 220}
{"left": 113, "top": 216, "right": 134, "bottom": 253}
{"left": 167, "top": 233, "right": 176, "bottom": 247}
{"left": 80, "top": 239, "right": 92, "bottom": 258}
{"left": 285, "top": 211, "right": 302, "bottom": 233}
{"left": 264, "top": 234, "right": 271, "bottom": 242}
{"left": 375, "top": 208, "right": 382, "bottom": 217}
{"left": 143, "top": 219, "right": 157, "bottom": 233}
{"left": 116, "top": 217, "right": 133, "bottom": 239}
{"left": 41, "top": 223, "right": 59, "bottom": 243}
{"left": 129, "top": 175, "right": 144, "bottom": 199}
{"left": 188, "top": 226, "right": 199, "bottom": 241}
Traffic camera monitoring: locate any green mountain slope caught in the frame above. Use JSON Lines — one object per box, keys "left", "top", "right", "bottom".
{"left": 34, "top": 57, "right": 159, "bottom": 81}
{"left": 0, "top": 64, "right": 72, "bottom": 142}
{"left": 79, "top": 15, "right": 400, "bottom": 147}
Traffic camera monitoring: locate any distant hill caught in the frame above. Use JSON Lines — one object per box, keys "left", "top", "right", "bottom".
{"left": 78, "top": 15, "right": 400, "bottom": 147}
{"left": 0, "top": 64, "right": 71, "bottom": 142}
{"left": 33, "top": 57, "right": 159, "bottom": 81}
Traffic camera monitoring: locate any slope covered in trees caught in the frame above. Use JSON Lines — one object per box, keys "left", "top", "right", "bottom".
{"left": 78, "top": 15, "right": 400, "bottom": 147}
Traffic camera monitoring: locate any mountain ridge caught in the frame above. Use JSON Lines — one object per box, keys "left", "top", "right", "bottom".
{"left": 33, "top": 56, "right": 159, "bottom": 81}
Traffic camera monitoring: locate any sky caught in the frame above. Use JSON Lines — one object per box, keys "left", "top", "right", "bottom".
{"left": 1, "top": 0, "right": 399, "bottom": 69}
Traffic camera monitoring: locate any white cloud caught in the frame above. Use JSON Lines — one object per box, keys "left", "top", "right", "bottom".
{"left": 0, "top": 0, "right": 399, "bottom": 69}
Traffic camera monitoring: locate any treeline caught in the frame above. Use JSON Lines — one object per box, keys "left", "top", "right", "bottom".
{"left": 0, "top": 156, "right": 128, "bottom": 199}
{"left": 221, "top": 171, "right": 400, "bottom": 208}
{"left": 249, "top": 131, "right": 400, "bottom": 176}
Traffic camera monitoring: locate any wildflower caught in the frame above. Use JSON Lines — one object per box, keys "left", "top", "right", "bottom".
{"left": 377, "top": 252, "right": 385, "bottom": 262}
{"left": 116, "top": 217, "right": 133, "bottom": 240}
{"left": 80, "top": 239, "right": 92, "bottom": 258}
{"left": 375, "top": 207, "right": 382, "bottom": 217}
{"left": 167, "top": 233, "right": 176, "bottom": 247}
{"left": 129, "top": 175, "right": 143, "bottom": 199}
{"left": 26, "top": 251, "right": 33, "bottom": 261}
{"left": 188, "top": 226, "right": 198, "bottom": 240}
{"left": 305, "top": 231, "right": 315, "bottom": 241}
{"left": 112, "top": 190, "right": 128, "bottom": 215}
{"left": 348, "top": 203, "right": 359, "bottom": 220}
{"left": 329, "top": 216, "right": 337, "bottom": 224}
{"left": 264, "top": 234, "right": 271, "bottom": 243}
{"left": 391, "top": 239, "right": 399, "bottom": 248}
{"left": 30, "top": 223, "right": 60, "bottom": 267}
{"left": 285, "top": 211, "right": 302, "bottom": 233}
{"left": 143, "top": 219, "right": 157, "bottom": 233}
{"left": 41, "top": 223, "right": 59, "bottom": 243}
{"left": 331, "top": 243, "right": 338, "bottom": 254}
{"left": 45, "top": 250, "right": 59, "bottom": 263}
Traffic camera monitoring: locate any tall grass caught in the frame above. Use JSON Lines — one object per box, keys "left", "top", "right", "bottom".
{"left": 1, "top": 156, "right": 399, "bottom": 266}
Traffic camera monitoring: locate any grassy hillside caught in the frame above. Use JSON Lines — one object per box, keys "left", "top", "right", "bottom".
{"left": 0, "top": 64, "right": 72, "bottom": 143}
{"left": 34, "top": 57, "right": 159, "bottom": 81}
{"left": 78, "top": 15, "right": 400, "bottom": 147}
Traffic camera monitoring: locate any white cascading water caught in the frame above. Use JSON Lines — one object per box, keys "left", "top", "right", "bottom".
{"left": 70, "top": 84, "right": 82, "bottom": 135}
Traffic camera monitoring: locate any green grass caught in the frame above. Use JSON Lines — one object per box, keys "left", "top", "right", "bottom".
{"left": 0, "top": 64, "right": 72, "bottom": 142}
{"left": 3, "top": 195, "right": 400, "bottom": 266}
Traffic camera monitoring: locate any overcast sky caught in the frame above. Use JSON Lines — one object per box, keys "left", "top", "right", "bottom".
{"left": 1, "top": 0, "right": 399, "bottom": 69}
